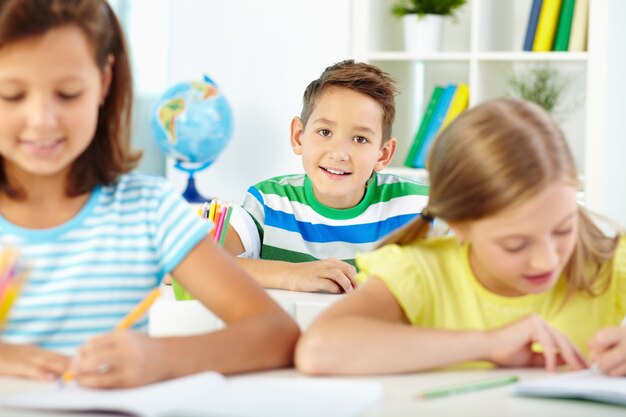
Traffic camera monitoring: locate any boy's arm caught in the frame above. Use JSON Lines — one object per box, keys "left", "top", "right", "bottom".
{"left": 236, "top": 257, "right": 356, "bottom": 293}
{"left": 223, "top": 206, "right": 356, "bottom": 293}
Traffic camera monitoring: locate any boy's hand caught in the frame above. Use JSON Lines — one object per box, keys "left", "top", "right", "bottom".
{"left": 486, "top": 314, "right": 588, "bottom": 371}
{"left": 72, "top": 330, "right": 167, "bottom": 388}
{"left": 286, "top": 258, "right": 357, "bottom": 294}
{"left": 0, "top": 341, "right": 70, "bottom": 380}
{"left": 588, "top": 326, "right": 626, "bottom": 376}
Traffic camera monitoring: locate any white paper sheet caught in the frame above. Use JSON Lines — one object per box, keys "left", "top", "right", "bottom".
{"left": 514, "top": 369, "right": 626, "bottom": 407}
{"left": 2, "top": 371, "right": 383, "bottom": 417}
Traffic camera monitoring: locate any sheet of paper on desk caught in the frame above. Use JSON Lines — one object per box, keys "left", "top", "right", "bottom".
{"left": 1, "top": 371, "right": 383, "bottom": 417}
{"left": 514, "top": 369, "right": 626, "bottom": 407}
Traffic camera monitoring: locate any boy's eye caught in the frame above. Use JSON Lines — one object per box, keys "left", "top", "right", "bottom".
{"left": 318, "top": 129, "right": 331, "bottom": 137}
{"left": 353, "top": 136, "right": 369, "bottom": 144}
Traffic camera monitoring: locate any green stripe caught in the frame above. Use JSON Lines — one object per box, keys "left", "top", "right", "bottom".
{"left": 261, "top": 245, "right": 356, "bottom": 267}
{"left": 371, "top": 181, "right": 429, "bottom": 204}
{"left": 253, "top": 175, "right": 306, "bottom": 200}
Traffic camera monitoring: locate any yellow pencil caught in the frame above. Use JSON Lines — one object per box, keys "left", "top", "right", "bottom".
{"left": 60, "top": 287, "right": 162, "bottom": 384}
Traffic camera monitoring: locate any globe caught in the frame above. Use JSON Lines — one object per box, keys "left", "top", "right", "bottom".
{"left": 151, "top": 75, "right": 234, "bottom": 202}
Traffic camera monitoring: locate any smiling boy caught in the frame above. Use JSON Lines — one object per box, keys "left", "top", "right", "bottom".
{"left": 226, "top": 60, "right": 429, "bottom": 293}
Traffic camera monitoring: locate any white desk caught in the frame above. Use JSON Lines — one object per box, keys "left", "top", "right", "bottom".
{"left": 149, "top": 285, "right": 344, "bottom": 336}
{"left": 0, "top": 368, "right": 624, "bottom": 417}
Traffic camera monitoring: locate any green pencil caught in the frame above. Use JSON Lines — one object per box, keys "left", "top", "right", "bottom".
{"left": 419, "top": 375, "right": 519, "bottom": 399}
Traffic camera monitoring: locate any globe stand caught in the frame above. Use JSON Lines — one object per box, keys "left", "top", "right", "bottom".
{"left": 175, "top": 160, "right": 213, "bottom": 203}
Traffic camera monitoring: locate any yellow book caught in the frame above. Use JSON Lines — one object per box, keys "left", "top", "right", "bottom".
{"left": 568, "top": 0, "right": 588, "bottom": 51}
{"left": 532, "top": 0, "right": 563, "bottom": 51}
{"left": 441, "top": 83, "right": 469, "bottom": 129}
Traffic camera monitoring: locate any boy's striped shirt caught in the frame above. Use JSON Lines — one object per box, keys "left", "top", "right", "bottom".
{"left": 241, "top": 172, "right": 429, "bottom": 266}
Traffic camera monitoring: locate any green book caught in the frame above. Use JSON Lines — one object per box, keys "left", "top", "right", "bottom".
{"left": 553, "top": 0, "right": 576, "bottom": 51}
{"left": 404, "top": 86, "right": 444, "bottom": 167}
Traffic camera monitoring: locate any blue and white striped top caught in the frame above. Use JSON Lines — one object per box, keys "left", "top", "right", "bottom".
{"left": 0, "top": 173, "right": 210, "bottom": 355}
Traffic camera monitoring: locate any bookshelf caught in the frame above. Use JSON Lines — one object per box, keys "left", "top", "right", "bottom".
{"left": 352, "top": 0, "right": 612, "bottom": 214}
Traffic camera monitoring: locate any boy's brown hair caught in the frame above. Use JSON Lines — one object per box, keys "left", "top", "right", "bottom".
{"left": 0, "top": 0, "right": 141, "bottom": 198}
{"left": 300, "top": 59, "right": 398, "bottom": 144}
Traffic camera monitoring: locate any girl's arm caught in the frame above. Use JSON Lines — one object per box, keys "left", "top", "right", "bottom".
{"left": 74, "top": 237, "right": 300, "bottom": 388}
{"left": 296, "top": 276, "right": 588, "bottom": 375}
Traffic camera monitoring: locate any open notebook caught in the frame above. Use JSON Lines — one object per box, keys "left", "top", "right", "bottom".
{"left": 514, "top": 369, "right": 626, "bottom": 407}
{"left": 2, "top": 371, "right": 383, "bottom": 417}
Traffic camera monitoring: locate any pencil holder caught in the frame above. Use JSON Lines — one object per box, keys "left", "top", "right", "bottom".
{"left": 172, "top": 279, "right": 194, "bottom": 301}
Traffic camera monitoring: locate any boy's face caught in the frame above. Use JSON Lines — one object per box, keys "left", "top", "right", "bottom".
{"left": 290, "top": 87, "right": 396, "bottom": 209}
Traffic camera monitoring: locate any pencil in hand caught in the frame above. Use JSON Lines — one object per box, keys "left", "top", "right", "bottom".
{"left": 59, "top": 287, "right": 162, "bottom": 386}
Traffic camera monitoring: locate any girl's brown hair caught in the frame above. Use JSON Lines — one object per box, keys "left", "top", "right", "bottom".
{"left": 0, "top": 0, "right": 141, "bottom": 198}
{"left": 383, "top": 98, "right": 619, "bottom": 297}
{"left": 300, "top": 59, "right": 398, "bottom": 144}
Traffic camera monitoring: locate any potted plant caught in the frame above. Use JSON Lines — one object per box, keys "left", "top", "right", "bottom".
{"left": 391, "top": 0, "right": 467, "bottom": 53}
{"left": 506, "top": 63, "right": 575, "bottom": 120}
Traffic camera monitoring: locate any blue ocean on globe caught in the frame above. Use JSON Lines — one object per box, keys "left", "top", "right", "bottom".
{"left": 151, "top": 76, "right": 233, "bottom": 166}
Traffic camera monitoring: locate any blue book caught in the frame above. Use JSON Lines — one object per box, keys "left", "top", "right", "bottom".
{"left": 523, "top": 0, "right": 544, "bottom": 51}
{"left": 413, "top": 84, "right": 456, "bottom": 168}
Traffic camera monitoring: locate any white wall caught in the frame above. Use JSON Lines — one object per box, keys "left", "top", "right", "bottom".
{"left": 163, "top": 0, "right": 353, "bottom": 203}
{"left": 604, "top": 0, "right": 626, "bottom": 226}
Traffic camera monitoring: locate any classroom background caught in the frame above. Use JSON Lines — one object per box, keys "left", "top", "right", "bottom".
{"left": 110, "top": 0, "right": 626, "bottom": 226}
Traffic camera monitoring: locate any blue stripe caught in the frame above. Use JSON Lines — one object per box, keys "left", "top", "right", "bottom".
{"left": 248, "top": 186, "right": 264, "bottom": 205}
{"left": 12, "top": 299, "right": 140, "bottom": 311}
{"left": 21, "top": 285, "right": 153, "bottom": 296}
{"left": 32, "top": 259, "right": 158, "bottom": 273}
{"left": 265, "top": 208, "right": 418, "bottom": 243}
{"left": 4, "top": 320, "right": 148, "bottom": 337}
{"left": 9, "top": 312, "right": 129, "bottom": 324}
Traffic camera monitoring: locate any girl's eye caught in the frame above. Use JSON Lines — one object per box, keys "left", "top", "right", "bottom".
{"left": 318, "top": 129, "right": 331, "bottom": 137}
{"left": 502, "top": 243, "right": 527, "bottom": 253}
{"left": 58, "top": 91, "right": 82, "bottom": 100}
{"left": 0, "top": 93, "right": 24, "bottom": 102}
{"left": 554, "top": 228, "right": 573, "bottom": 236}
{"left": 354, "top": 136, "right": 369, "bottom": 144}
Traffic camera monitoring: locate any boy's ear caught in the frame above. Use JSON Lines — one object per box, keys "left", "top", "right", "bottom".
{"left": 290, "top": 117, "right": 304, "bottom": 155}
{"left": 373, "top": 137, "right": 397, "bottom": 172}
{"left": 100, "top": 54, "right": 115, "bottom": 104}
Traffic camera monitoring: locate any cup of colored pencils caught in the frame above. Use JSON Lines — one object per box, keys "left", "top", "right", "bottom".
{"left": 172, "top": 199, "right": 233, "bottom": 301}
{"left": 0, "top": 247, "right": 30, "bottom": 328}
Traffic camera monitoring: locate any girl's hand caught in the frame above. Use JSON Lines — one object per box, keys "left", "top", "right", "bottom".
{"left": 72, "top": 330, "right": 168, "bottom": 388}
{"left": 486, "top": 314, "right": 588, "bottom": 371}
{"left": 0, "top": 341, "right": 70, "bottom": 380}
{"left": 284, "top": 258, "right": 357, "bottom": 294}
{"left": 588, "top": 326, "right": 626, "bottom": 376}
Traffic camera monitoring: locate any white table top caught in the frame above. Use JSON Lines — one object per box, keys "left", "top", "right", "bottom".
{"left": 0, "top": 367, "right": 624, "bottom": 417}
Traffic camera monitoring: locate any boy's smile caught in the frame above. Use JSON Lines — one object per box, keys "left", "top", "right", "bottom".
{"left": 290, "top": 87, "right": 396, "bottom": 209}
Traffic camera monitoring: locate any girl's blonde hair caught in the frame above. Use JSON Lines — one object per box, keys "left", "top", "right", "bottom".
{"left": 383, "top": 98, "right": 619, "bottom": 297}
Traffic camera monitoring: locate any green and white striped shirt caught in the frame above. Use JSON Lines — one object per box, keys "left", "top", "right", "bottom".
{"left": 237, "top": 172, "right": 429, "bottom": 266}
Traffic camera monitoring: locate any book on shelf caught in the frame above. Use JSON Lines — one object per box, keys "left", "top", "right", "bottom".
{"left": 441, "top": 83, "right": 469, "bottom": 130}
{"left": 413, "top": 84, "right": 457, "bottom": 169}
{"left": 568, "top": 0, "right": 589, "bottom": 51}
{"left": 553, "top": 0, "right": 576, "bottom": 51}
{"left": 403, "top": 86, "right": 444, "bottom": 168}
{"left": 533, "top": 0, "right": 563, "bottom": 52}
{"left": 523, "top": 0, "right": 544, "bottom": 51}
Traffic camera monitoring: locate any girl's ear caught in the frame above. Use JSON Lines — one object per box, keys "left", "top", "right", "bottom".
{"left": 448, "top": 222, "right": 467, "bottom": 243}
{"left": 290, "top": 117, "right": 304, "bottom": 156}
{"left": 100, "top": 54, "right": 115, "bottom": 104}
{"left": 373, "top": 137, "right": 397, "bottom": 172}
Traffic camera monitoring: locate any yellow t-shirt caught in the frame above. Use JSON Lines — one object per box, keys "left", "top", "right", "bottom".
{"left": 356, "top": 235, "right": 626, "bottom": 360}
